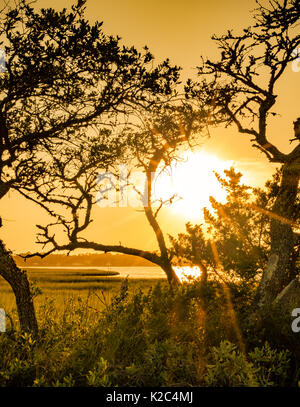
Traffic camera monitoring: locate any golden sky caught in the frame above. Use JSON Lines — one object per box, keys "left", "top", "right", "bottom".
{"left": 0, "top": 0, "right": 299, "bottom": 253}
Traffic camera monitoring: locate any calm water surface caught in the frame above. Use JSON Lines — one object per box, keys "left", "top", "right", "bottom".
{"left": 25, "top": 266, "right": 166, "bottom": 279}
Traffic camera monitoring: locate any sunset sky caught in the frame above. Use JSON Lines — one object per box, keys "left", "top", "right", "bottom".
{"left": 0, "top": 0, "right": 299, "bottom": 254}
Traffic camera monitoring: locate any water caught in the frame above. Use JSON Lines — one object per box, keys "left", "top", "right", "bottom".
{"left": 25, "top": 266, "right": 167, "bottom": 279}
{"left": 108, "top": 267, "right": 166, "bottom": 279}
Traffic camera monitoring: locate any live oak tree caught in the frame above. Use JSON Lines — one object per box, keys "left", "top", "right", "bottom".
{"left": 186, "top": 0, "right": 300, "bottom": 310}
{"left": 24, "top": 103, "right": 206, "bottom": 286}
{"left": 0, "top": 0, "right": 180, "bottom": 335}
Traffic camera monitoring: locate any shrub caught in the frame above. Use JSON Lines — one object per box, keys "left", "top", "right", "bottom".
{"left": 0, "top": 279, "right": 296, "bottom": 387}
{"left": 205, "top": 340, "right": 291, "bottom": 387}
{"left": 249, "top": 342, "right": 290, "bottom": 386}
{"left": 205, "top": 341, "right": 256, "bottom": 387}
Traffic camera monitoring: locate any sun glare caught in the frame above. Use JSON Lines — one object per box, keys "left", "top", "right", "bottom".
{"left": 174, "top": 266, "right": 202, "bottom": 283}
{"left": 153, "top": 152, "right": 232, "bottom": 220}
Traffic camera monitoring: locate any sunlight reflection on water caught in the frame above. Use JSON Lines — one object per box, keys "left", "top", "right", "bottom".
{"left": 174, "top": 266, "right": 202, "bottom": 283}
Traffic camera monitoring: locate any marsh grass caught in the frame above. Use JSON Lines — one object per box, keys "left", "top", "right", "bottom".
{"left": 0, "top": 267, "right": 164, "bottom": 331}
{"left": 0, "top": 277, "right": 294, "bottom": 387}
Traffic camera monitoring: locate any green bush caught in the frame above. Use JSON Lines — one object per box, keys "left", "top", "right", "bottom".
{"left": 0, "top": 279, "right": 296, "bottom": 387}
{"left": 205, "top": 340, "right": 291, "bottom": 387}
{"left": 249, "top": 342, "right": 290, "bottom": 386}
{"left": 205, "top": 341, "right": 256, "bottom": 387}
{"left": 70, "top": 280, "right": 206, "bottom": 386}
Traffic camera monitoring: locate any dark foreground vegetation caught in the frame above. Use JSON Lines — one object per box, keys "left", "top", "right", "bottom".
{"left": 0, "top": 278, "right": 298, "bottom": 387}
{"left": 1, "top": 157, "right": 299, "bottom": 388}
{"left": 0, "top": 0, "right": 299, "bottom": 388}
{"left": 1, "top": 166, "right": 298, "bottom": 387}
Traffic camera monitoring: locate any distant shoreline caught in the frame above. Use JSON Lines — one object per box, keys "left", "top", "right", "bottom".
{"left": 23, "top": 265, "right": 166, "bottom": 280}
{"left": 23, "top": 265, "right": 158, "bottom": 268}
{"left": 15, "top": 252, "right": 155, "bottom": 268}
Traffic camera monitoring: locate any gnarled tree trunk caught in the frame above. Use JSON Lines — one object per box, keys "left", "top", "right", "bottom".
{"left": 256, "top": 157, "right": 300, "bottom": 309}
{"left": 159, "top": 254, "right": 181, "bottom": 286}
{"left": 0, "top": 240, "right": 38, "bottom": 337}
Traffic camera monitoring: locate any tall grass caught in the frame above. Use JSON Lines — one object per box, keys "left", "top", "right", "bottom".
{"left": 0, "top": 270, "right": 297, "bottom": 387}
{"left": 0, "top": 267, "right": 163, "bottom": 331}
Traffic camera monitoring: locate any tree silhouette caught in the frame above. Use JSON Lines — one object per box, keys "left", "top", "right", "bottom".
{"left": 0, "top": 0, "right": 180, "bottom": 335}
{"left": 186, "top": 0, "right": 300, "bottom": 310}
{"left": 23, "top": 103, "right": 206, "bottom": 285}
{"left": 170, "top": 168, "right": 284, "bottom": 283}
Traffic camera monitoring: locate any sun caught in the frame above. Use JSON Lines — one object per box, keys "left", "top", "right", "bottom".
{"left": 153, "top": 151, "right": 232, "bottom": 220}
